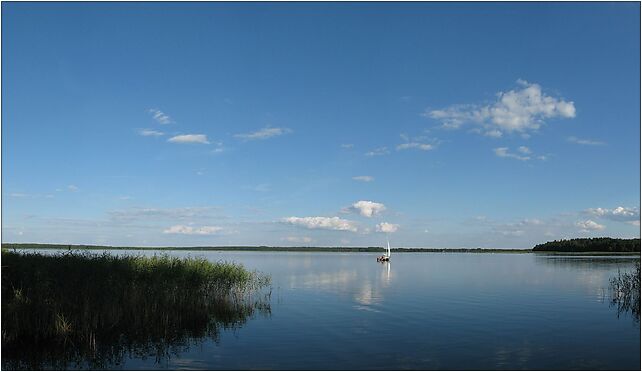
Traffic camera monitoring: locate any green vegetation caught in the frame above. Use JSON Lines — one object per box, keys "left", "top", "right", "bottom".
{"left": 3, "top": 243, "right": 531, "bottom": 253}
{"left": 609, "top": 264, "right": 641, "bottom": 321}
{"left": 532, "top": 238, "right": 640, "bottom": 253}
{"left": 1, "top": 250, "right": 270, "bottom": 370}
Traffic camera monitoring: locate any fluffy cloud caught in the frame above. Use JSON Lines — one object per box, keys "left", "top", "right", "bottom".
{"left": 345, "top": 200, "right": 386, "bottom": 217}
{"left": 168, "top": 134, "right": 210, "bottom": 144}
{"left": 234, "top": 127, "right": 291, "bottom": 141}
{"left": 376, "top": 222, "right": 399, "bottom": 233}
{"left": 148, "top": 109, "right": 173, "bottom": 125}
{"left": 585, "top": 206, "right": 640, "bottom": 223}
{"left": 282, "top": 216, "right": 358, "bottom": 232}
{"left": 68, "top": 185, "right": 79, "bottom": 192}
{"left": 493, "top": 147, "right": 530, "bottom": 161}
{"left": 352, "top": 176, "right": 374, "bottom": 182}
{"left": 575, "top": 220, "right": 605, "bottom": 232}
{"left": 568, "top": 136, "right": 605, "bottom": 146}
{"left": 425, "top": 80, "right": 576, "bottom": 136}
{"left": 365, "top": 147, "right": 390, "bottom": 156}
{"left": 139, "top": 129, "right": 164, "bottom": 137}
{"left": 163, "top": 225, "right": 223, "bottom": 235}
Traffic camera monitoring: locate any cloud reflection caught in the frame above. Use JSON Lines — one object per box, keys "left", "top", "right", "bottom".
{"left": 286, "top": 258, "right": 395, "bottom": 311}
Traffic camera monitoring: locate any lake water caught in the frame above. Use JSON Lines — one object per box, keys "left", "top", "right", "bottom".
{"left": 9, "top": 250, "right": 642, "bottom": 370}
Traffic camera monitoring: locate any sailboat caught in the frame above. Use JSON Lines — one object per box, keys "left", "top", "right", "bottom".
{"left": 377, "top": 239, "right": 391, "bottom": 262}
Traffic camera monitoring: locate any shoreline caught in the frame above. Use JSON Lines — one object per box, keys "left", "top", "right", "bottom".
{"left": 3, "top": 243, "right": 640, "bottom": 255}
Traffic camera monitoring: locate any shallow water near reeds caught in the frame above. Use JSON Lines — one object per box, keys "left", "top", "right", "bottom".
{"left": 7, "top": 250, "right": 641, "bottom": 370}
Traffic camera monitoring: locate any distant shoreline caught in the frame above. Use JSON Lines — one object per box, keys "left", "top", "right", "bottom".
{"left": 3, "top": 243, "right": 640, "bottom": 255}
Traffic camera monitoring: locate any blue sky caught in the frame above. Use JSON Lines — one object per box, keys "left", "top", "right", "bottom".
{"left": 2, "top": 2, "right": 640, "bottom": 248}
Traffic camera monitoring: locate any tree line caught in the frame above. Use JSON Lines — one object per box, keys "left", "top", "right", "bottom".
{"left": 532, "top": 238, "right": 640, "bottom": 252}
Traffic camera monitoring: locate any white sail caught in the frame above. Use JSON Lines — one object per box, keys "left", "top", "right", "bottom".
{"left": 387, "top": 239, "right": 391, "bottom": 257}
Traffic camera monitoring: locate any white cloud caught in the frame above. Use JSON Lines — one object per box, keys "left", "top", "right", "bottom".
{"left": 352, "top": 176, "right": 374, "bottom": 182}
{"left": 148, "top": 109, "right": 173, "bottom": 125}
{"left": 163, "top": 225, "right": 223, "bottom": 235}
{"left": 575, "top": 220, "right": 605, "bottom": 232}
{"left": 471, "top": 212, "right": 635, "bottom": 245}
{"left": 585, "top": 206, "right": 640, "bottom": 223}
{"left": 365, "top": 147, "right": 390, "bottom": 156}
{"left": 568, "top": 136, "right": 605, "bottom": 146}
{"left": 396, "top": 142, "right": 434, "bottom": 151}
{"left": 68, "top": 185, "right": 79, "bottom": 192}
{"left": 376, "top": 222, "right": 399, "bottom": 233}
{"left": 341, "top": 143, "right": 354, "bottom": 149}
{"left": 234, "top": 127, "right": 291, "bottom": 141}
{"left": 425, "top": 80, "right": 576, "bottom": 137}
{"left": 283, "top": 236, "right": 313, "bottom": 244}
{"left": 396, "top": 134, "right": 437, "bottom": 152}
{"left": 493, "top": 147, "right": 530, "bottom": 161}
{"left": 168, "top": 134, "right": 210, "bottom": 144}
{"left": 345, "top": 200, "right": 386, "bottom": 218}
{"left": 139, "top": 129, "right": 164, "bottom": 137}
{"left": 282, "top": 216, "right": 358, "bottom": 232}
{"left": 518, "top": 146, "right": 531, "bottom": 154}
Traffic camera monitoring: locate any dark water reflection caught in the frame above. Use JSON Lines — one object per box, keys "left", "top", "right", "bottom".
{"left": 536, "top": 255, "right": 641, "bottom": 322}
{"left": 7, "top": 250, "right": 641, "bottom": 370}
{"left": 3, "top": 296, "right": 270, "bottom": 370}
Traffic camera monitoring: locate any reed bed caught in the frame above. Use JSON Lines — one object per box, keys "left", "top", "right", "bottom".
{"left": 1, "top": 250, "right": 271, "bottom": 370}
{"left": 609, "top": 264, "right": 641, "bottom": 322}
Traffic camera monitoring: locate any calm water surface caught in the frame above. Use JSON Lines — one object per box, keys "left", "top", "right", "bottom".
{"left": 15, "top": 250, "right": 642, "bottom": 370}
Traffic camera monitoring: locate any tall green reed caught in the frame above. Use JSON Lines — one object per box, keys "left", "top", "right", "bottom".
{"left": 1, "top": 250, "right": 271, "bottom": 370}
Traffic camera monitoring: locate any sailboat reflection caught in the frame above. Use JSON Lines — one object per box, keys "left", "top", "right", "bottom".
{"left": 355, "top": 260, "right": 393, "bottom": 309}
{"left": 383, "top": 261, "right": 391, "bottom": 284}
